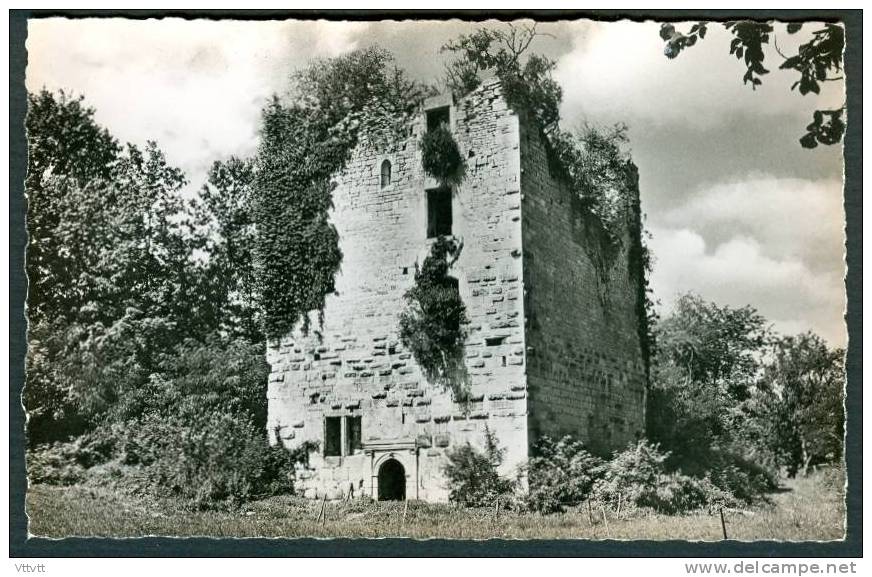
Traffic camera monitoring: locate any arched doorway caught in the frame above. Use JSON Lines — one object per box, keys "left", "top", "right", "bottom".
{"left": 377, "top": 458, "right": 406, "bottom": 501}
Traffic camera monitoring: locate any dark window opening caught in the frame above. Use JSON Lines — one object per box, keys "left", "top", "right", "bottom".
{"left": 485, "top": 336, "right": 507, "bottom": 347}
{"left": 501, "top": 356, "right": 507, "bottom": 367}
{"left": 324, "top": 417, "right": 342, "bottom": 456}
{"left": 346, "top": 416, "right": 362, "bottom": 455}
{"left": 427, "top": 106, "right": 450, "bottom": 132}
{"left": 313, "top": 353, "right": 320, "bottom": 361}
{"left": 427, "top": 187, "right": 452, "bottom": 238}
{"left": 402, "top": 267, "right": 408, "bottom": 275}
{"left": 380, "top": 159, "right": 392, "bottom": 187}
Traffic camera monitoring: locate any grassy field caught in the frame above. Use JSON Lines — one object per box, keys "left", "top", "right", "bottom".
{"left": 26, "top": 468, "right": 845, "bottom": 541}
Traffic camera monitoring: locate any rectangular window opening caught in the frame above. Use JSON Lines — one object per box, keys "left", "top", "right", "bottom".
{"left": 427, "top": 186, "right": 452, "bottom": 238}
{"left": 485, "top": 336, "right": 507, "bottom": 347}
{"left": 324, "top": 416, "right": 342, "bottom": 457}
{"left": 346, "top": 416, "right": 362, "bottom": 455}
{"left": 427, "top": 106, "right": 450, "bottom": 132}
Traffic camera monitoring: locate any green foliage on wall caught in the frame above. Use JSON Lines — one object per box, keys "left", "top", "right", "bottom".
{"left": 421, "top": 124, "right": 465, "bottom": 185}
{"left": 252, "top": 48, "right": 432, "bottom": 339}
{"left": 442, "top": 24, "right": 638, "bottom": 247}
{"left": 398, "top": 237, "right": 470, "bottom": 401}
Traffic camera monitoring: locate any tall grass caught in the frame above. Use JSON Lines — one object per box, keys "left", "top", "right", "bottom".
{"left": 26, "top": 467, "right": 845, "bottom": 541}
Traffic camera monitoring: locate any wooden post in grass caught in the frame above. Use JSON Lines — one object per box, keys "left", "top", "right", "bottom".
{"left": 316, "top": 494, "right": 326, "bottom": 524}
{"left": 616, "top": 493, "right": 623, "bottom": 519}
{"left": 601, "top": 505, "right": 610, "bottom": 536}
{"left": 587, "top": 500, "right": 594, "bottom": 526}
{"left": 402, "top": 500, "right": 408, "bottom": 528}
{"left": 719, "top": 507, "right": 728, "bottom": 540}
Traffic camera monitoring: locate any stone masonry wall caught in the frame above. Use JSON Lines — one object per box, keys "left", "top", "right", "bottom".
{"left": 519, "top": 116, "right": 647, "bottom": 456}
{"left": 266, "top": 80, "right": 529, "bottom": 501}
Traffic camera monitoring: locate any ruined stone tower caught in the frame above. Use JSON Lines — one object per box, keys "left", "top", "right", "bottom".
{"left": 266, "top": 79, "right": 647, "bottom": 502}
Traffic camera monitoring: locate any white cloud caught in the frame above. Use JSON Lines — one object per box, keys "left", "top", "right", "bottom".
{"left": 554, "top": 20, "right": 845, "bottom": 130}
{"left": 311, "top": 20, "right": 370, "bottom": 56}
{"left": 26, "top": 18, "right": 369, "bottom": 191}
{"left": 658, "top": 175, "right": 845, "bottom": 275}
{"left": 649, "top": 226, "right": 846, "bottom": 347}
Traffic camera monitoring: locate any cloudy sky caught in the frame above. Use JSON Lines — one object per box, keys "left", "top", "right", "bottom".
{"left": 26, "top": 17, "right": 847, "bottom": 346}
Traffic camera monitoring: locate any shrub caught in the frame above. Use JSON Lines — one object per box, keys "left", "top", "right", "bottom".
{"left": 705, "top": 450, "right": 777, "bottom": 505}
{"left": 526, "top": 435, "right": 603, "bottom": 513}
{"left": 143, "top": 408, "right": 294, "bottom": 509}
{"left": 592, "top": 439, "right": 726, "bottom": 515}
{"left": 421, "top": 124, "right": 464, "bottom": 185}
{"left": 442, "top": 427, "right": 515, "bottom": 507}
{"left": 26, "top": 428, "right": 120, "bottom": 486}
{"left": 27, "top": 443, "right": 87, "bottom": 486}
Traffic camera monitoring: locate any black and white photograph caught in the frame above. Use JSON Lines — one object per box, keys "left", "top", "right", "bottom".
{"left": 10, "top": 9, "right": 859, "bottom": 553}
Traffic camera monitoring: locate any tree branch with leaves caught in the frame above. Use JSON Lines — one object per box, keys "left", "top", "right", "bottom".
{"left": 660, "top": 20, "right": 845, "bottom": 148}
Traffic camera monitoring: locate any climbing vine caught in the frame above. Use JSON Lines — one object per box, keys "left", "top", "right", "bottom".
{"left": 252, "top": 48, "right": 431, "bottom": 339}
{"left": 421, "top": 124, "right": 465, "bottom": 185}
{"left": 442, "top": 24, "right": 654, "bottom": 377}
{"left": 399, "top": 237, "right": 470, "bottom": 401}
{"left": 442, "top": 24, "right": 637, "bottom": 245}
{"left": 625, "top": 168, "right": 658, "bottom": 384}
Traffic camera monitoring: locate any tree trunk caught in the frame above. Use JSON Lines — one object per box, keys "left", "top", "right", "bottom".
{"left": 800, "top": 435, "right": 812, "bottom": 477}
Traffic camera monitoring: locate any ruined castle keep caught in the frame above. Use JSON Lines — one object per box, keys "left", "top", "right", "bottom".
{"left": 266, "top": 79, "right": 647, "bottom": 502}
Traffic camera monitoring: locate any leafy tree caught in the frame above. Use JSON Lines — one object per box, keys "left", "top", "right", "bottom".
{"left": 660, "top": 21, "right": 845, "bottom": 148}
{"left": 23, "top": 91, "right": 218, "bottom": 442}
{"left": 442, "top": 23, "right": 562, "bottom": 134}
{"left": 25, "top": 89, "right": 120, "bottom": 325}
{"left": 647, "top": 293, "right": 771, "bottom": 469}
{"left": 757, "top": 333, "right": 844, "bottom": 476}
{"left": 193, "top": 157, "right": 261, "bottom": 342}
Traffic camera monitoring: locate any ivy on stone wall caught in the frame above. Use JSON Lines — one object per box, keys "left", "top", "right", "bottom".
{"left": 421, "top": 124, "right": 465, "bottom": 186}
{"left": 442, "top": 25, "right": 637, "bottom": 247}
{"left": 546, "top": 123, "right": 635, "bottom": 243}
{"left": 253, "top": 48, "right": 431, "bottom": 339}
{"left": 625, "top": 166, "right": 658, "bottom": 383}
{"left": 442, "top": 25, "right": 654, "bottom": 379}
{"left": 399, "top": 237, "right": 470, "bottom": 401}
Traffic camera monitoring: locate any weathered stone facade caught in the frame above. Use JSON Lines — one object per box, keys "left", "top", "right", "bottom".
{"left": 266, "top": 79, "right": 646, "bottom": 501}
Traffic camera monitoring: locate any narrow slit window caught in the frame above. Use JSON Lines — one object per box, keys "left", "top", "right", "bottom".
{"left": 380, "top": 159, "right": 392, "bottom": 187}
{"left": 427, "top": 186, "right": 452, "bottom": 238}
{"left": 324, "top": 416, "right": 342, "bottom": 456}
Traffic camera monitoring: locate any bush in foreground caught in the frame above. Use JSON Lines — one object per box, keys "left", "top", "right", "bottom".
{"left": 592, "top": 439, "right": 742, "bottom": 514}
{"left": 442, "top": 427, "right": 515, "bottom": 507}
{"left": 526, "top": 435, "right": 603, "bottom": 513}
